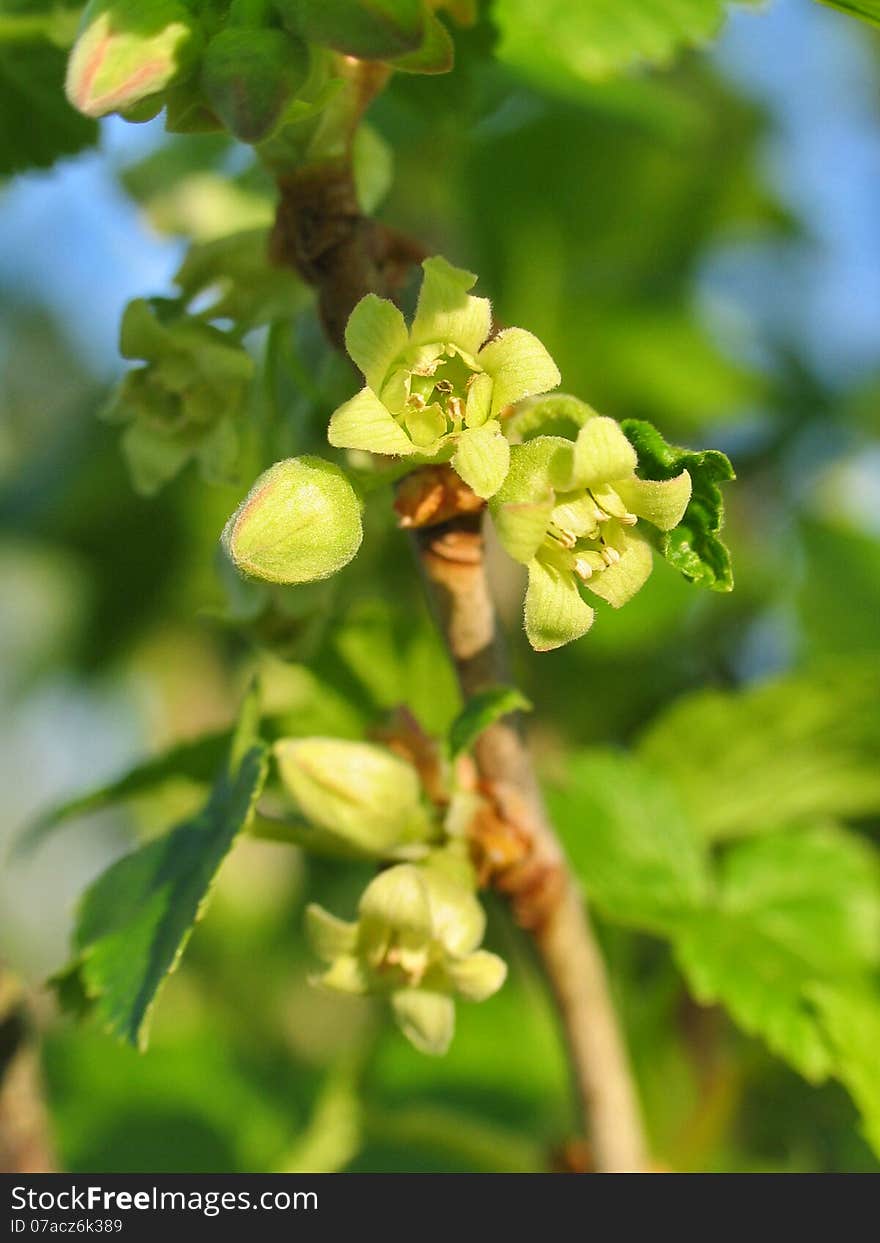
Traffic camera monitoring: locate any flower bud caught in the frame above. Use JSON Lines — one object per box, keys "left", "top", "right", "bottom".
{"left": 66, "top": 0, "right": 200, "bottom": 119}
{"left": 223, "top": 457, "right": 363, "bottom": 585}
{"left": 274, "top": 738, "right": 432, "bottom": 856}
{"left": 201, "top": 28, "right": 310, "bottom": 144}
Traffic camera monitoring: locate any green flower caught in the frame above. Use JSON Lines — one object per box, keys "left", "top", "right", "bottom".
{"left": 307, "top": 855, "right": 507, "bottom": 1054}
{"left": 491, "top": 400, "right": 692, "bottom": 651}
{"left": 105, "top": 299, "right": 253, "bottom": 495}
{"left": 328, "top": 257, "right": 561, "bottom": 498}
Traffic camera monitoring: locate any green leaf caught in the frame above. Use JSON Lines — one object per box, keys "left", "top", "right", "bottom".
{"left": 809, "top": 983, "right": 880, "bottom": 1160}
{"left": 622, "top": 417, "right": 734, "bottom": 591}
{"left": 451, "top": 422, "right": 510, "bottom": 499}
{"left": 223, "top": 457, "right": 364, "bottom": 585}
{"left": 492, "top": 0, "right": 740, "bottom": 86}
{"left": 449, "top": 685, "right": 532, "bottom": 759}
{"left": 0, "top": 38, "right": 97, "bottom": 175}
{"left": 16, "top": 730, "right": 232, "bottom": 857}
{"left": 546, "top": 749, "right": 711, "bottom": 933}
{"left": 638, "top": 664, "right": 880, "bottom": 841}
{"left": 54, "top": 684, "right": 269, "bottom": 1049}
{"left": 674, "top": 825, "right": 880, "bottom": 1081}
{"left": 816, "top": 0, "right": 880, "bottom": 28}
{"left": 174, "top": 229, "right": 307, "bottom": 331}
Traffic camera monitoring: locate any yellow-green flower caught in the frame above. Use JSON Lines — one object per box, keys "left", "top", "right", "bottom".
{"left": 307, "top": 856, "right": 507, "bottom": 1054}
{"left": 328, "top": 256, "right": 561, "bottom": 498}
{"left": 491, "top": 402, "right": 692, "bottom": 651}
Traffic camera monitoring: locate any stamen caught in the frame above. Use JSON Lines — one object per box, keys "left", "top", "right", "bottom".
{"left": 601, "top": 546, "right": 620, "bottom": 566}
{"left": 407, "top": 393, "right": 426, "bottom": 410}
{"left": 620, "top": 512, "right": 638, "bottom": 526}
{"left": 573, "top": 557, "right": 593, "bottom": 581}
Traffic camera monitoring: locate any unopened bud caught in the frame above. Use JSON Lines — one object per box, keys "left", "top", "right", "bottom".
{"left": 223, "top": 457, "right": 363, "bottom": 585}
{"left": 201, "top": 28, "right": 310, "bottom": 143}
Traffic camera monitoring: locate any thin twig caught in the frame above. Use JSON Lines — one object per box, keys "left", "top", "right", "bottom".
{"left": 0, "top": 971, "right": 57, "bottom": 1173}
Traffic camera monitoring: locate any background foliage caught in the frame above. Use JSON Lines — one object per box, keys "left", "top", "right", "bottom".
{"left": 2, "top": 0, "right": 880, "bottom": 1172}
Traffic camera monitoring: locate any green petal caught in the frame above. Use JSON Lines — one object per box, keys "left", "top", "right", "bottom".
{"left": 345, "top": 294, "right": 409, "bottom": 392}
{"left": 410, "top": 256, "right": 491, "bottom": 355}
{"left": 121, "top": 422, "right": 190, "bottom": 497}
{"left": 508, "top": 393, "right": 597, "bottom": 442}
{"left": 584, "top": 531, "right": 653, "bottom": 608}
{"left": 452, "top": 422, "right": 510, "bottom": 499}
{"left": 477, "top": 328, "right": 561, "bottom": 417}
{"left": 465, "top": 371, "right": 493, "bottom": 428}
{"left": 404, "top": 401, "right": 447, "bottom": 449}
{"left": 524, "top": 556, "right": 594, "bottom": 652}
{"left": 328, "top": 387, "right": 415, "bottom": 456}
{"left": 490, "top": 436, "right": 573, "bottom": 563}
{"left": 305, "top": 904, "right": 359, "bottom": 963}
{"left": 359, "top": 864, "right": 433, "bottom": 941}
{"left": 315, "top": 955, "right": 370, "bottom": 995}
{"left": 446, "top": 950, "right": 507, "bottom": 1001}
{"left": 615, "top": 470, "right": 692, "bottom": 532}
{"left": 391, "top": 988, "right": 455, "bottom": 1055}
{"left": 572, "top": 416, "right": 638, "bottom": 488}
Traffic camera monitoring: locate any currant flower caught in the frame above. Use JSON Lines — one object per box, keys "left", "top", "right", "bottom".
{"left": 328, "top": 257, "right": 561, "bottom": 498}
{"left": 490, "top": 401, "right": 692, "bottom": 651}
{"left": 306, "top": 855, "right": 507, "bottom": 1054}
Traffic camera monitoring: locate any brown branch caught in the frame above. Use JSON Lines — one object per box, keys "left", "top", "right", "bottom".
{"left": 0, "top": 971, "right": 57, "bottom": 1173}
{"left": 269, "top": 109, "right": 648, "bottom": 1167}
{"left": 409, "top": 489, "right": 647, "bottom": 1172}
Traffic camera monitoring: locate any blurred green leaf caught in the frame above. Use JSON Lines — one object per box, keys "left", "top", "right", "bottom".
{"left": 55, "top": 683, "right": 268, "bottom": 1048}
{"left": 546, "top": 749, "right": 711, "bottom": 932}
{"left": 638, "top": 665, "right": 880, "bottom": 841}
{"left": 810, "top": 983, "right": 880, "bottom": 1160}
{"left": 492, "top": 0, "right": 747, "bottom": 86}
{"left": 0, "top": 38, "right": 97, "bottom": 175}
{"left": 816, "top": 1, "right": 880, "bottom": 28}
{"left": 675, "top": 825, "right": 880, "bottom": 1081}
{"left": 449, "top": 685, "right": 532, "bottom": 759}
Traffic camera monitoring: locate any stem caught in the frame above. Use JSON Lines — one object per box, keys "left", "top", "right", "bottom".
{"left": 0, "top": 971, "right": 57, "bottom": 1173}
{"left": 413, "top": 512, "right": 647, "bottom": 1172}
{"left": 267, "top": 74, "right": 648, "bottom": 1166}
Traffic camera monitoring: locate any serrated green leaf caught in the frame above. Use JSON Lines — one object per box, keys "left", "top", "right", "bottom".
{"left": 674, "top": 825, "right": 880, "bottom": 1081}
{"left": 449, "top": 685, "right": 532, "bottom": 759}
{"left": 809, "top": 983, "right": 880, "bottom": 1160}
{"left": 638, "top": 664, "right": 880, "bottom": 841}
{"left": 16, "top": 730, "right": 232, "bottom": 857}
{"left": 0, "top": 38, "right": 97, "bottom": 175}
{"left": 546, "top": 749, "right": 711, "bottom": 933}
{"left": 622, "top": 417, "right": 734, "bottom": 591}
{"left": 493, "top": 0, "right": 742, "bottom": 86}
{"left": 54, "top": 684, "right": 268, "bottom": 1049}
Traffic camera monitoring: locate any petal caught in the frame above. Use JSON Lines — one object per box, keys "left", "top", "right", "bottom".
{"left": 314, "top": 955, "right": 370, "bottom": 995}
{"left": 391, "top": 988, "right": 455, "bottom": 1055}
{"left": 465, "top": 371, "right": 493, "bottom": 428}
{"left": 359, "top": 864, "right": 433, "bottom": 941}
{"left": 572, "top": 416, "right": 637, "bottom": 488}
{"left": 446, "top": 950, "right": 507, "bottom": 1002}
{"left": 404, "top": 401, "right": 447, "bottom": 449}
{"left": 411, "top": 256, "right": 492, "bottom": 355}
{"left": 328, "top": 386, "right": 415, "bottom": 456}
{"left": 345, "top": 293, "right": 409, "bottom": 391}
{"left": 490, "top": 436, "right": 573, "bottom": 563}
{"left": 524, "top": 555, "right": 594, "bottom": 652}
{"left": 584, "top": 531, "right": 653, "bottom": 608}
{"left": 615, "top": 470, "right": 692, "bottom": 531}
{"left": 305, "top": 904, "right": 359, "bottom": 963}
{"left": 478, "top": 328, "right": 561, "bottom": 417}
{"left": 452, "top": 423, "right": 510, "bottom": 499}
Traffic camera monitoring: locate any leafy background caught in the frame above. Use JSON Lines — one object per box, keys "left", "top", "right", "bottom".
{"left": 2, "top": 0, "right": 880, "bottom": 1172}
